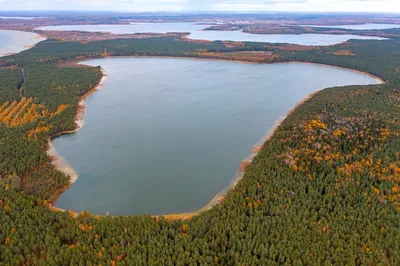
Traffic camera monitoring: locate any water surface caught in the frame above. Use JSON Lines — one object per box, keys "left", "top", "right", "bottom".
{"left": 53, "top": 58, "right": 380, "bottom": 215}
{"left": 38, "top": 23, "right": 385, "bottom": 45}
{"left": 0, "top": 16, "right": 40, "bottom": 20}
{"left": 0, "top": 30, "right": 46, "bottom": 57}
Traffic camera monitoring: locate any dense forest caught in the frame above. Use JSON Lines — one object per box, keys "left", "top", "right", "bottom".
{"left": 0, "top": 35, "right": 400, "bottom": 265}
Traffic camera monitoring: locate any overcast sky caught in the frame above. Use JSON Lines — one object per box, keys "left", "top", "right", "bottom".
{"left": 0, "top": 0, "right": 400, "bottom": 13}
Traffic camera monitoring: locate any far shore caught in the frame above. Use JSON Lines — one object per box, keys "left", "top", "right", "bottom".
{"left": 0, "top": 30, "right": 46, "bottom": 57}
{"left": 81, "top": 54, "right": 387, "bottom": 84}
{"left": 47, "top": 56, "right": 384, "bottom": 218}
{"left": 293, "top": 61, "right": 385, "bottom": 84}
{"left": 62, "top": 54, "right": 386, "bottom": 84}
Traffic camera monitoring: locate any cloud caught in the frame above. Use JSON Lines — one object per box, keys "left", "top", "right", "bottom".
{"left": 0, "top": 0, "right": 399, "bottom": 12}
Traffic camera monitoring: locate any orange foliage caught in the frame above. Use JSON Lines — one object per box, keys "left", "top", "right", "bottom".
{"left": 10, "top": 97, "right": 32, "bottom": 126}
{"left": 182, "top": 223, "right": 189, "bottom": 233}
{"left": 304, "top": 119, "right": 328, "bottom": 131}
{"left": 0, "top": 100, "right": 17, "bottom": 121}
{"left": 333, "top": 128, "right": 345, "bottom": 138}
{"left": 281, "top": 94, "right": 400, "bottom": 211}
{"left": 78, "top": 224, "right": 86, "bottom": 231}
{"left": 0, "top": 98, "right": 51, "bottom": 128}
{"left": 3, "top": 97, "right": 27, "bottom": 124}
{"left": 328, "top": 50, "right": 356, "bottom": 56}
{"left": 27, "top": 125, "right": 50, "bottom": 140}
{"left": 195, "top": 51, "right": 280, "bottom": 63}
{"left": 18, "top": 104, "right": 42, "bottom": 125}
{"left": 0, "top": 101, "right": 10, "bottom": 114}
{"left": 50, "top": 104, "right": 71, "bottom": 117}
{"left": 162, "top": 213, "right": 195, "bottom": 221}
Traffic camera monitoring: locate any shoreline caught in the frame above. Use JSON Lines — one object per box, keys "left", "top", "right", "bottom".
{"left": 290, "top": 61, "right": 385, "bottom": 84}
{"left": 47, "top": 57, "right": 384, "bottom": 218}
{"left": 47, "top": 67, "right": 107, "bottom": 186}
{"left": 155, "top": 64, "right": 384, "bottom": 220}
{"left": 157, "top": 90, "right": 321, "bottom": 220}
{"left": 72, "top": 54, "right": 386, "bottom": 84}
{"left": 0, "top": 31, "right": 47, "bottom": 58}
{"left": 95, "top": 54, "right": 263, "bottom": 65}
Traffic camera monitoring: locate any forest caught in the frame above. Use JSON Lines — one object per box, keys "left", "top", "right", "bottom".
{"left": 0, "top": 35, "right": 400, "bottom": 265}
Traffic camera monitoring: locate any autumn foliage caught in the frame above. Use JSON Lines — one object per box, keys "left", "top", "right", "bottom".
{"left": 1, "top": 31, "right": 400, "bottom": 265}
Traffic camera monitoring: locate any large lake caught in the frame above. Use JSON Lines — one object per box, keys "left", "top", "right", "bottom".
{"left": 0, "top": 30, "right": 46, "bottom": 57}
{"left": 52, "top": 58, "right": 380, "bottom": 215}
{"left": 38, "top": 23, "right": 385, "bottom": 45}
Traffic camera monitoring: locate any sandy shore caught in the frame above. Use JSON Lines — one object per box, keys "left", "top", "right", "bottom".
{"left": 46, "top": 57, "right": 384, "bottom": 218}
{"left": 47, "top": 67, "right": 107, "bottom": 185}
{"left": 47, "top": 142, "right": 79, "bottom": 183}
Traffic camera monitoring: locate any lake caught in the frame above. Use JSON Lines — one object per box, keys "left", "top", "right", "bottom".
{"left": 38, "top": 23, "right": 386, "bottom": 45}
{"left": 0, "top": 30, "right": 46, "bottom": 57}
{"left": 52, "top": 58, "right": 381, "bottom": 215}
{"left": 0, "top": 16, "right": 41, "bottom": 20}
{"left": 302, "top": 23, "right": 400, "bottom": 30}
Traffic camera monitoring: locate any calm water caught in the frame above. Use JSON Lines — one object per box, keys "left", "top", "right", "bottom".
{"left": 53, "top": 58, "right": 380, "bottom": 215}
{"left": 0, "top": 30, "right": 46, "bottom": 57}
{"left": 0, "top": 16, "right": 40, "bottom": 20}
{"left": 38, "top": 23, "right": 385, "bottom": 45}
{"left": 302, "top": 23, "right": 400, "bottom": 30}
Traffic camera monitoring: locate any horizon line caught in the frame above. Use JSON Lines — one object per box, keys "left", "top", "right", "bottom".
{"left": 0, "top": 10, "right": 400, "bottom": 14}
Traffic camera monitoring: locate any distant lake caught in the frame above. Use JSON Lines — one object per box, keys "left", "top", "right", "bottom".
{"left": 52, "top": 58, "right": 380, "bottom": 215}
{"left": 0, "top": 16, "right": 41, "bottom": 20}
{"left": 0, "top": 30, "right": 46, "bottom": 57}
{"left": 38, "top": 23, "right": 386, "bottom": 46}
{"left": 302, "top": 23, "right": 400, "bottom": 30}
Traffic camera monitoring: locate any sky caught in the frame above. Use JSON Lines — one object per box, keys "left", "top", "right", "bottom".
{"left": 0, "top": 0, "right": 400, "bottom": 13}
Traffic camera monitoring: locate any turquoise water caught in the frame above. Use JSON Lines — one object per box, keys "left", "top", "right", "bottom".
{"left": 38, "top": 23, "right": 386, "bottom": 45}
{"left": 0, "top": 30, "right": 45, "bottom": 57}
{"left": 53, "top": 58, "right": 380, "bottom": 215}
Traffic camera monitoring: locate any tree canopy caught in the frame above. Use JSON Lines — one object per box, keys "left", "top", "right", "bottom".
{"left": 1, "top": 35, "right": 400, "bottom": 265}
